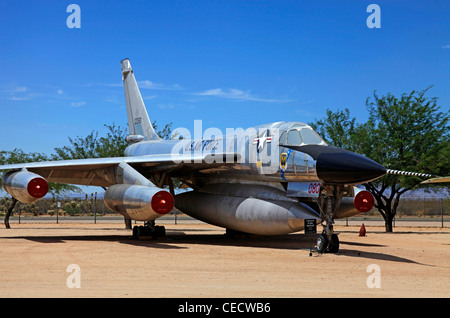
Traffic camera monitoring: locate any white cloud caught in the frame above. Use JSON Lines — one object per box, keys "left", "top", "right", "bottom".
{"left": 9, "top": 95, "right": 32, "bottom": 101}
{"left": 7, "top": 86, "right": 38, "bottom": 101}
{"left": 157, "top": 103, "right": 175, "bottom": 109}
{"left": 193, "top": 88, "right": 291, "bottom": 103}
{"left": 70, "top": 101, "right": 86, "bottom": 107}
{"left": 139, "top": 80, "right": 164, "bottom": 89}
{"left": 94, "top": 80, "right": 181, "bottom": 91}
{"left": 4, "top": 85, "right": 67, "bottom": 102}
{"left": 442, "top": 44, "right": 450, "bottom": 49}
{"left": 138, "top": 80, "right": 181, "bottom": 90}
{"left": 13, "top": 86, "right": 28, "bottom": 93}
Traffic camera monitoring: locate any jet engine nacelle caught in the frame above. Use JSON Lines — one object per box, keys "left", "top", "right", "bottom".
{"left": 104, "top": 184, "right": 174, "bottom": 221}
{"left": 2, "top": 170, "right": 49, "bottom": 203}
{"left": 334, "top": 190, "right": 375, "bottom": 219}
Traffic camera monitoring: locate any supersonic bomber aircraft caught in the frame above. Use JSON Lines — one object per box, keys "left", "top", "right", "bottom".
{"left": 0, "top": 59, "right": 435, "bottom": 253}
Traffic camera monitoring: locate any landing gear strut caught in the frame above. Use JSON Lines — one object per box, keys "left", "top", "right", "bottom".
{"left": 316, "top": 184, "right": 347, "bottom": 253}
{"left": 132, "top": 220, "right": 166, "bottom": 240}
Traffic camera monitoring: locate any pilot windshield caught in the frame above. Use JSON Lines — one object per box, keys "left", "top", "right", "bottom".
{"left": 280, "top": 128, "right": 325, "bottom": 146}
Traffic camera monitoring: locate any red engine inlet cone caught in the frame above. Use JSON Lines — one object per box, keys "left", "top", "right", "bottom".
{"left": 359, "top": 223, "right": 366, "bottom": 237}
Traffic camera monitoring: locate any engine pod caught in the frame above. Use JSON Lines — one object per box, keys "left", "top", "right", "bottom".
{"left": 2, "top": 170, "right": 48, "bottom": 203}
{"left": 333, "top": 189, "right": 375, "bottom": 219}
{"left": 104, "top": 184, "right": 174, "bottom": 221}
{"left": 353, "top": 190, "right": 374, "bottom": 213}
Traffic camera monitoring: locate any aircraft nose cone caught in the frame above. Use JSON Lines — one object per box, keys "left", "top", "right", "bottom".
{"left": 316, "top": 150, "right": 387, "bottom": 184}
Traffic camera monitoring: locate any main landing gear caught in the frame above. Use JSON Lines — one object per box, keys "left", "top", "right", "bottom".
{"left": 316, "top": 184, "right": 347, "bottom": 253}
{"left": 132, "top": 220, "right": 166, "bottom": 240}
{"left": 316, "top": 233, "right": 339, "bottom": 254}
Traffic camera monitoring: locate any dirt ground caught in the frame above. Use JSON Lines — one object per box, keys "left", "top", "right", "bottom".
{"left": 0, "top": 221, "right": 448, "bottom": 298}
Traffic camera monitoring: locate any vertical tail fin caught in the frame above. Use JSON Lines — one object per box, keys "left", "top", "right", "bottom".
{"left": 121, "top": 58, "right": 161, "bottom": 141}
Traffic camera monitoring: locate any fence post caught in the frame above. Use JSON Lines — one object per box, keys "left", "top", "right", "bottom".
{"left": 441, "top": 198, "right": 444, "bottom": 228}
{"left": 94, "top": 192, "right": 97, "bottom": 224}
{"left": 423, "top": 197, "right": 425, "bottom": 217}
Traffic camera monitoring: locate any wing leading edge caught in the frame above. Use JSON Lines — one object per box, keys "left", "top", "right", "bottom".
{"left": 0, "top": 152, "right": 240, "bottom": 188}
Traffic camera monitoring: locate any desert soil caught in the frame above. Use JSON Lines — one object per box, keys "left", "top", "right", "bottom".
{"left": 0, "top": 221, "right": 448, "bottom": 298}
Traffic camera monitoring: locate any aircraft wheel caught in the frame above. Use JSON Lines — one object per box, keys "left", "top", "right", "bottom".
{"left": 132, "top": 225, "right": 165, "bottom": 240}
{"left": 155, "top": 225, "right": 166, "bottom": 237}
{"left": 316, "top": 234, "right": 328, "bottom": 253}
{"left": 328, "top": 234, "right": 340, "bottom": 253}
{"left": 132, "top": 225, "right": 141, "bottom": 240}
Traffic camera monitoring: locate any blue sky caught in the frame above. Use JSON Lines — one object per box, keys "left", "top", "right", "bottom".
{"left": 0, "top": 0, "right": 449, "bottom": 155}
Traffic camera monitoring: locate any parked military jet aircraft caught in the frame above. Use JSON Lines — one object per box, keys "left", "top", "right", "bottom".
{"left": 0, "top": 59, "right": 434, "bottom": 253}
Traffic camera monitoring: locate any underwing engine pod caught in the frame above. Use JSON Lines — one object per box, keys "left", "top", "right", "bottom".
{"left": 2, "top": 170, "right": 49, "bottom": 203}
{"left": 104, "top": 184, "right": 174, "bottom": 221}
{"left": 333, "top": 189, "right": 375, "bottom": 219}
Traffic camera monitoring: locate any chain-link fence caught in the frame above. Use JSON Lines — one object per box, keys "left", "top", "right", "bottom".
{"left": 344, "top": 196, "right": 449, "bottom": 227}
{"left": 363, "top": 197, "right": 449, "bottom": 217}
{"left": 1, "top": 194, "right": 449, "bottom": 226}
{"left": 397, "top": 197, "right": 449, "bottom": 217}
{"left": 0, "top": 194, "right": 185, "bottom": 224}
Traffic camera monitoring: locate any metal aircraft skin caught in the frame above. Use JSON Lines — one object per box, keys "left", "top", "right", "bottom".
{"left": 0, "top": 58, "right": 434, "bottom": 252}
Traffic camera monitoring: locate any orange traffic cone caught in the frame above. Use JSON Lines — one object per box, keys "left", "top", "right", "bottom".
{"left": 359, "top": 223, "right": 366, "bottom": 237}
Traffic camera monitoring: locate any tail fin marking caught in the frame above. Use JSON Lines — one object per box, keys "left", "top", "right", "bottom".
{"left": 121, "top": 58, "right": 160, "bottom": 141}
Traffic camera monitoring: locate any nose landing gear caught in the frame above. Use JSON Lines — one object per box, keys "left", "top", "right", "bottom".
{"left": 316, "top": 233, "right": 340, "bottom": 253}
{"left": 316, "top": 184, "right": 347, "bottom": 253}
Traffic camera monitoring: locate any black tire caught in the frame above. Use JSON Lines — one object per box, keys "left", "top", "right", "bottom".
{"left": 155, "top": 225, "right": 166, "bottom": 237}
{"left": 328, "top": 234, "right": 340, "bottom": 253}
{"left": 316, "top": 234, "right": 328, "bottom": 253}
{"left": 133, "top": 225, "right": 165, "bottom": 240}
{"left": 132, "top": 226, "right": 140, "bottom": 240}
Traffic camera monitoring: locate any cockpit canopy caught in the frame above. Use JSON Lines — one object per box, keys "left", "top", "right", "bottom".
{"left": 279, "top": 123, "right": 327, "bottom": 146}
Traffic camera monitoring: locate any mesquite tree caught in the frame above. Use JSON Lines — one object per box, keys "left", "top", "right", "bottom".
{"left": 311, "top": 87, "right": 449, "bottom": 232}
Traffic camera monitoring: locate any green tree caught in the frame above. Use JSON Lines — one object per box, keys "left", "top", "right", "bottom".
{"left": 52, "top": 123, "right": 128, "bottom": 160}
{"left": 98, "top": 123, "right": 129, "bottom": 157}
{"left": 363, "top": 87, "right": 449, "bottom": 231}
{"left": 152, "top": 121, "right": 173, "bottom": 139}
{"left": 0, "top": 148, "right": 47, "bottom": 165}
{"left": 310, "top": 108, "right": 359, "bottom": 150}
{"left": 311, "top": 87, "right": 449, "bottom": 232}
{"left": 52, "top": 121, "right": 174, "bottom": 160}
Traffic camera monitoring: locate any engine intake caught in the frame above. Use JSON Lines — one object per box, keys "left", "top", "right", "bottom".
{"left": 2, "top": 170, "right": 49, "bottom": 203}
{"left": 104, "top": 184, "right": 174, "bottom": 221}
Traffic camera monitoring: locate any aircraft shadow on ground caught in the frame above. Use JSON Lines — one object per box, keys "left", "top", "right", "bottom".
{"left": 337, "top": 248, "right": 438, "bottom": 267}
{"left": 3, "top": 228, "right": 440, "bottom": 267}
{"left": 4, "top": 230, "right": 312, "bottom": 250}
